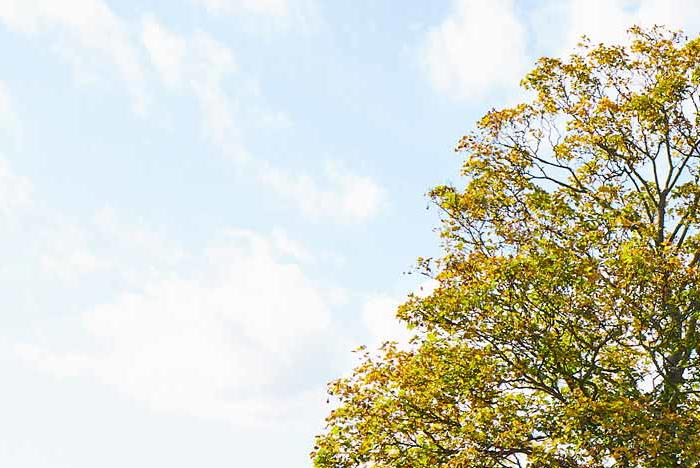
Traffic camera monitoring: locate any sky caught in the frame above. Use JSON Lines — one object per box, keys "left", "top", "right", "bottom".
{"left": 1, "top": 1, "right": 700, "bottom": 467}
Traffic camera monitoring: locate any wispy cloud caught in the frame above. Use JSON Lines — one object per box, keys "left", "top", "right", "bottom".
{"left": 0, "top": 2, "right": 383, "bottom": 225}
{"left": 258, "top": 160, "right": 386, "bottom": 223}
{"left": 141, "top": 16, "right": 249, "bottom": 162}
{"left": 141, "top": 17, "right": 384, "bottom": 223}
{"left": 0, "top": 0, "right": 149, "bottom": 113}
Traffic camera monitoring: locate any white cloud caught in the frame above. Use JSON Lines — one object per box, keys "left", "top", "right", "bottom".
{"left": 560, "top": 0, "right": 700, "bottom": 52}
{"left": 258, "top": 161, "right": 386, "bottom": 223}
{"left": 0, "top": 0, "right": 149, "bottom": 113}
{"left": 562, "top": 0, "right": 637, "bottom": 49}
{"left": 420, "top": 1, "right": 700, "bottom": 102}
{"left": 420, "top": 0, "right": 528, "bottom": 100}
{"left": 141, "top": 17, "right": 249, "bottom": 162}
{"left": 636, "top": 0, "right": 700, "bottom": 30}
{"left": 17, "top": 227, "right": 348, "bottom": 424}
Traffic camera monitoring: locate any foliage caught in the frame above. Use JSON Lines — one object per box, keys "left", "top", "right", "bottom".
{"left": 312, "top": 26, "right": 700, "bottom": 467}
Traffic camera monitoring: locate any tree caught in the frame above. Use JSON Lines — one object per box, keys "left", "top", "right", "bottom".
{"left": 312, "top": 26, "right": 700, "bottom": 467}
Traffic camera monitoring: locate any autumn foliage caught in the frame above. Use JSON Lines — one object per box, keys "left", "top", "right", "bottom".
{"left": 313, "top": 27, "right": 700, "bottom": 467}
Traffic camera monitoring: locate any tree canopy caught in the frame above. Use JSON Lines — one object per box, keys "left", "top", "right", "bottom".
{"left": 312, "top": 26, "right": 700, "bottom": 467}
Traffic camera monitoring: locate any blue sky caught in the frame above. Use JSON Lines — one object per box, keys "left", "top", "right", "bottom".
{"left": 1, "top": 1, "right": 700, "bottom": 467}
